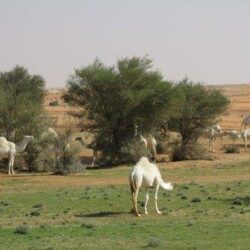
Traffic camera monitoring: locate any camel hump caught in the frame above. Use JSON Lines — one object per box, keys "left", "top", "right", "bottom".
{"left": 0, "top": 137, "right": 8, "bottom": 146}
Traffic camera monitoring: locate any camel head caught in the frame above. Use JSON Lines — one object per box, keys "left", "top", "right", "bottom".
{"left": 166, "top": 182, "right": 174, "bottom": 190}
{"left": 23, "top": 135, "right": 34, "bottom": 142}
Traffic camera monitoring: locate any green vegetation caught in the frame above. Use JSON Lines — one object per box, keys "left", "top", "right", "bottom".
{"left": 0, "top": 66, "right": 45, "bottom": 140}
{"left": 64, "top": 56, "right": 175, "bottom": 163}
{"left": 0, "top": 160, "right": 250, "bottom": 249}
{"left": 224, "top": 144, "right": 240, "bottom": 154}
{"left": 169, "top": 78, "right": 229, "bottom": 160}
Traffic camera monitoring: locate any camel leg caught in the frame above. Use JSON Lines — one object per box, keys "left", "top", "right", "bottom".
{"left": 8, "top": 153, "right": 12, "bottom": 175}
{"left": 154, "top": 184, "right": 161, "bottom": 214}
{"left": 144, "top": 187, "right": 149, "bottom": 215}
{"left": 11, "top": 154, "right": 15, "bottom": 175}
{"left": 134, "top": 188, "right": 141, "bottom": 217}
{"left": 211, "top": 138, "right": 215, "bottom": 153}
{"left": 91, "top": 150, "right": 97, "bottom": 167}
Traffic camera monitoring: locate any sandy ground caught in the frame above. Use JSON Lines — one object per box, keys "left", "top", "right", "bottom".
{"left": 45, "top": 84, "right": 250, "bottom": 130}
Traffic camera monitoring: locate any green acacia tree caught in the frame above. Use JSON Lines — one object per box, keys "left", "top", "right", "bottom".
{"left": 0, "top": 66, "right": 45, "bottom": 140}
{"left": 64, "top": 56, "right": 175, "bottom": 162}
{"left": 169, "top": 78, "right": 230, "bottom": 146}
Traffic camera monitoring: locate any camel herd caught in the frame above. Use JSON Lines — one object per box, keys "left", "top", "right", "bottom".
{"left": 0, "top": 116, "right": 250, "bottom": 217}
{"left": 0, "top": 116, "right": 250, "bottom": 176}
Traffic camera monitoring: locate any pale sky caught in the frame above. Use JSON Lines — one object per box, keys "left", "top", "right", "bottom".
{"left": 0, "top": 0, "right": 250, "bottom": 87}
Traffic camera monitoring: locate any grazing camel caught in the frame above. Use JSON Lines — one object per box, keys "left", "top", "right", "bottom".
{"left": 75, "top": 136, "right": 100, "bottom": 167}
{"left": 129, "top": 157, "right": 173, "bottom": 216}
{"left": 201, "top": 124, "right": 225, "bottom": 152}
{"left": 241, "top": 115, "right": 250, "bottom": 131}
{"left": 224, "top": 130, "right": 241, "bottom": 144}
{"left": 0, "top": 135, "right": 34, "bottom": 175}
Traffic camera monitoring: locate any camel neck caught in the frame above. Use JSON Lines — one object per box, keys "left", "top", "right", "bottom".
{"left": 16, "top": 139, "right": 29, "bottom": 153}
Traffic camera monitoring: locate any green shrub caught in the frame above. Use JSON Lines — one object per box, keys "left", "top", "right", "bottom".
{"left": 147, "top": 237, "right": 161, "bottom": 248}
{"left": 171, "top": 143, "right": 207, "bottom": 161}
{"left": 14, "top": 225, "right": 30, "bottom": 234}
{"left": 49, "top": 100, "right": 59, "bottom": 106}
{"left": 191, "top": 197, "right": 201, "bottom": 203}
{"left": 156, "top": 141, "right": 168, "bottom": 154}
{"left": 30, "top": 211, "right": 40, "bottom": 216}
{"left": 224, "top": 145, "right": 240, "bottom": 154}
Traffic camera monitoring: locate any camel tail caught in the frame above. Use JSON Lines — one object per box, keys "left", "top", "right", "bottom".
{"left": 160, "top": 181, "right": 173, "bottom": 191}
{"left": 129, "top": 173, "right": 136, "bottom": 193}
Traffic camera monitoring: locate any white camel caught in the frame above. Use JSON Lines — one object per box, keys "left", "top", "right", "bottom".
{"left": 0, "top": 135, "right": 34, "bottom": 175}
{"left": 241, "top": 115, "right": 250, "bottom": 131}
{"left": 129, "top": 157, "right": 173, "bottom": 217}
{"left": 241, "top": 128, "right": 250, "bottom": 149}
{"left": 75, "top": 136, "right": 99, "bottom": 167}
{"left": 224, "top": 130, "right": 241, "bottom": 144}
{"left": 201, "top": 124, "right": 225, "bottom": 152}
{"left": 134, "top": 125, "right": 157, "bottom": 160}
{"left": 139, "top": 134, "right": 157, "bottom": 160}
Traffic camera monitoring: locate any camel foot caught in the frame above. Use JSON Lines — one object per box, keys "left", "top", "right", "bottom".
{"left": 156, "top": 211, "right": 162, "bottom": 214}
{"left": 136, "top": 213, "right": 141, "bottom": 217}
{"left": 145, "top": 211, "right": 148, "bottom": 215}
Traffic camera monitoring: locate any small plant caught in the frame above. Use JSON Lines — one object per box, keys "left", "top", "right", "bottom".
{"left": 191, "top": 197, "right": 201, "bottom": 203}
{"left": 49, "top": 100, "right": 59, "bottom": 106}
{"left": 147, "top": 237, "right": 161, "bottom": 248}
{"left": 224, "top": 145, "right": 240, "bottom": 154}
{"left": 30, "top": 211, "right": 40, "bottom": 216}
{"left": 81, "top": 220, "right": 97, "bottom": 229}
{"left": 14, "top": 225, "right": 30, "bottom": 234}
{"left": 33, "top": 203, "right": 43, "bottom": 208}
{"left": 232, "top": 198, "right": 242, "bottom": 206}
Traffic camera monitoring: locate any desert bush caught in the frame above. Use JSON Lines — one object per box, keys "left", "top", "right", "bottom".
{"left": 30, "top": 211, "right": 40, "bottom": 216}
{"left": 49, "top": 100, "right": 59, "bottom": 106}
{"left": 156, "top": 141, "right": 168, "bottom": 154}
{"left": 24, "top": 136, "right": 57, "bottom": 172}
{"left": 14, "top": 225, "right": 31, "bottom": 235}
{"left": 171, "top": 143, "right": 207, "bottom": 161}
{"left": 224, "top": 145, "right": 240, "bottom": 154}
{"left": 147, "top": 237, "right": 161, "bottom": 248}
{"left": 53, "top": 119, "right": 86, "bottom": 175}
{"left": 23, "top": 118, "right": 57, "bottom": 172}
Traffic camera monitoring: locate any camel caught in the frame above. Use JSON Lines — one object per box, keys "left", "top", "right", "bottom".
{"left": 241, "top": 115, "right": 250, "bottom": 131}
{"left": 224, "top": 130, "right": 241, "bottom": 144}
{"left": 134, "top": 124, "right": 157, "bottom": 160}
{"left": 241, "top": 128, "right": 250, "bottom": 149}
{"left": 0, "top": 135, "right": 34, "bottom": 175}
{"left": 139, "top": 134, "right": 157, "bottom": 160}
{"left": 201, "top": 124, "right": 225, "bottom": 152}
{"left": 129, "top": 157, "right": 173, "bottom": 216}
{"left": 75, "top": 136, "right": 100, "bottom": 167}
{"left": 41, "top": 127, "right": 58, "bottom": 139}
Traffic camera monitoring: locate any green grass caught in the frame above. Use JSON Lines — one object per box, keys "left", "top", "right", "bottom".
{"left": 0, "top": 161, "right": 250, "bottom": 249}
